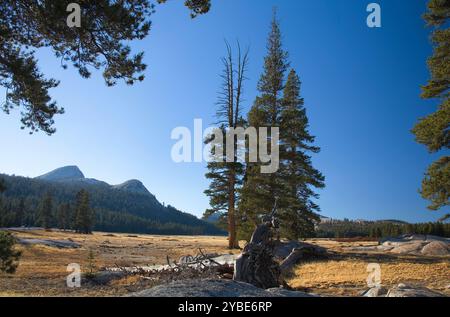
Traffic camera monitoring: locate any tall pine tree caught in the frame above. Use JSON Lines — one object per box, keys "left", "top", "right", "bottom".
{"left": 238, "top": 11, "right": 289, "bottom": 240}
{"left": 411, "top": 0, "right": 449, "bottom": 213}
{"left": 74, "top": 190, "right": 94, "bottom": 234}
{"left": 57, "top": 203, "right": 71, "bottom": 231}
{"left": 239, "top": 12, "right": 325, "bottom": 241}
{"left": 278, "top": 69, "right": 325, "bottom": 239}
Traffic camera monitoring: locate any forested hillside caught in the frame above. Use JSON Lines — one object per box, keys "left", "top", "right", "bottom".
{"left": 0, "top": 174, "right": 224, "bottom": 235}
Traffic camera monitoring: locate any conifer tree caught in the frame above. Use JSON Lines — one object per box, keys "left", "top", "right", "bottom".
{"left": 74, "top": 190, "right": 94, "bottom": 234}
{"left": 278, "top": 69, "right": 325, "bottom": 239}
{"left": 57, "top": 203, "right": 71, "bottom": 231}
{"left": 0, "top": 231, "right": 21, "bottom": 274}
{"left": 204, "top": 42, "right": 249, "bottom": 249}
{"left": 16, "top": 198, "right": 26, "bottom": 227}
{"left": 238, "top": 12, "right": 289, "bottom": 240}
{"left": 412, "top": 0, "right": 449, "bottom": 212}
{"left": 39, "top": 192, "right": 53, "bottom": 230}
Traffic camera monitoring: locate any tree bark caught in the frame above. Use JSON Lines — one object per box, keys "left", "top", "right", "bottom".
{"left": 233, "top": 220, "right": 281, "bottom": 289}
{"left": 228, "top": 172, "right": 239, "bottom": 249}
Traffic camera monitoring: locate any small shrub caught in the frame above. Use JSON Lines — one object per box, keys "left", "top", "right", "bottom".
{"left": 85, "top": 249, "right": 97, "bottom": 279}
{"left": 0, "top": 231, "right": 22, "bottom": 274}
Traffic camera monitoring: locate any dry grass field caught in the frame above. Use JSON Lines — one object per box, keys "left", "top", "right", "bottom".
{"left": 285, "top": 239, "right": 450, "bottom": 296}
{"left": 0, "top": 229, "right": 448, "bottom": 297}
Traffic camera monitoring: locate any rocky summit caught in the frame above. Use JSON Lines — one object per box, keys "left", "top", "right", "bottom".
{"left": 36, "top": 166, "right": 152, "bottom": 196}
{"left": 37, "top": 166, "right": 85, "bottom": 181}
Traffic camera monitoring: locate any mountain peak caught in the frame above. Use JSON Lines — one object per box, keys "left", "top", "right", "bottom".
{"left": 36, "top": 166, "right": 152, "bottom": 197}
{"left": 113, "top": 179, "right": 152, "bottom": 196}
{"left": 37, "top": 166, "right": 85, "bottom": 182}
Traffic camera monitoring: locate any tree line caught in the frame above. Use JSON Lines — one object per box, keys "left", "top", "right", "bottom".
{"left": 0, "top": 174, "right": 223, "bottom": 235}
{"left": 0, "top": 188, "right": 95, "bottom": 234}
{"left": 317, "top": 219, "right": 450, "bottom": 239}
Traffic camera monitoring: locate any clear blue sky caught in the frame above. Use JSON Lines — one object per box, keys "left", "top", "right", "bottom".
{"left": 0, "top": 0, "right": 448, "bottom": 222}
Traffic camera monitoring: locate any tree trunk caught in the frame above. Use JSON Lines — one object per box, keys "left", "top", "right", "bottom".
{"left": 228, "top": 172, "right": 239, "bottom": 249}
{"left": 279, "top": 248, "right": 304, "bottom": 273}
{"left": 233, "top": 221, "right": 281, "bottom": 289}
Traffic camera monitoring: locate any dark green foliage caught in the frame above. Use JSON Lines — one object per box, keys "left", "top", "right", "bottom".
{"left": 412, "top": 0, "right": 449, "bottom": 212}
{"left": 0, "top": 231, "right": 22, "bottom": 274}
{"left": 278, "top": 70, "right": 325, "bottom": 239}
{"left": 238, "top": 13, "right": 290, "bottom": 241}
{"left": 15, "top": 198, "right": 26, "bottom": 227}
{"left": 420, "top": 156, "right": 449, "bottom": 210}
{"left": 57, "top": 203, "right": 71, "bottom": 231}
{"left": 74, "top": 190, "right": 94, "bottom": 234}
{"left": 0, "top": 174, "right": 223, "bottom": 235}
{"left": 238, "top": 12, "right": 324, "bottom": 241}
{"left": 0, "top": 179, "right": 6, "bottom": 193}
{"left": 0, "top": 0, "right": 210, "bottom": 134}
{"left": 317, "top": 219, "right": 450, "bottom": 239}
{"left": 85, "top": 249, "right": 97, "bottom": 278}
{"left": 38, "top": 192, "right": 53, "bottom": 229}
{"left": 158, "top": 0, "right": 210, "bottom": 18}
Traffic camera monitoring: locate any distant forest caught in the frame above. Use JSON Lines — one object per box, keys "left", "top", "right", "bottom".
{"left": 316, "top": 219, "right": 450, "bottom": 239}
{"left": 0, "top": 174, "right": 224, "bottom": 236}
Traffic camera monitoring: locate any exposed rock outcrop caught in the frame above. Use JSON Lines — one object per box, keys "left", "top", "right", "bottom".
{"left": 353, "top": 234, "right": 449, "bottom": 256}
{"left": 386, "top": 284, "right": 446, "bottom": 297}
{"left": 17, "top": 238, "right": 81, "bottom": 249}
{"left": 128, "top": 279, "right": 316, "bottom": 297}
{"left": 37, "top": 166, "right": 85, "bottom": 181}
{"left": 420, "top": 241, "right": 449, "bottom": 256}
{"left": 362, "top": 283, "right": 446, "bottom": 297}
{"left": 389, "top": 241, "right": 428, "bottom": 254}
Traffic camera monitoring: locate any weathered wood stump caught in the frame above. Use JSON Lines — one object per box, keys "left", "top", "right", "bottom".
{"left": 233, "top": 205, "right": 282, "bottom": 289}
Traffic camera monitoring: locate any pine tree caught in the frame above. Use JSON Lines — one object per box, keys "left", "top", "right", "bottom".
{"left": 85, "top": 249, "right": 97, "bottom": 278}
{"left": 15, "top": 198, "right": 26, "bottom": 227}
{"left": 0, "top": 231, "right": 21, "bottom": 274}
{"left": 204, "top": 42, "right": 249, "bottom": 249}
{"left": 74, "top": 190, "right": 94, "bottom": 234}
{"left": 411, "top": 0, "right": 449, "bottom": 212}
{"left": 278, "top": 69, "right": 325, "bottom": 239}
{"left": 57, "top": 203, "right": 71, "bottom": 231}
{"left": 39, "top": 192, "right": 53, "bottom": 230}
{"left": 238, "top": 11, "right": 289, "bottom": 240}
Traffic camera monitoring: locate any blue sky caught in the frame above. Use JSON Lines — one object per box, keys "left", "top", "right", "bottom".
{"left": 0, "top": 0, "right": 448, "bottom": 222}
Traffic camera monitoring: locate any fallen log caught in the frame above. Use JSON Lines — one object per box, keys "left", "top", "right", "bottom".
{"left": 279, "top": 248, "right": 304, "bottom": 273}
